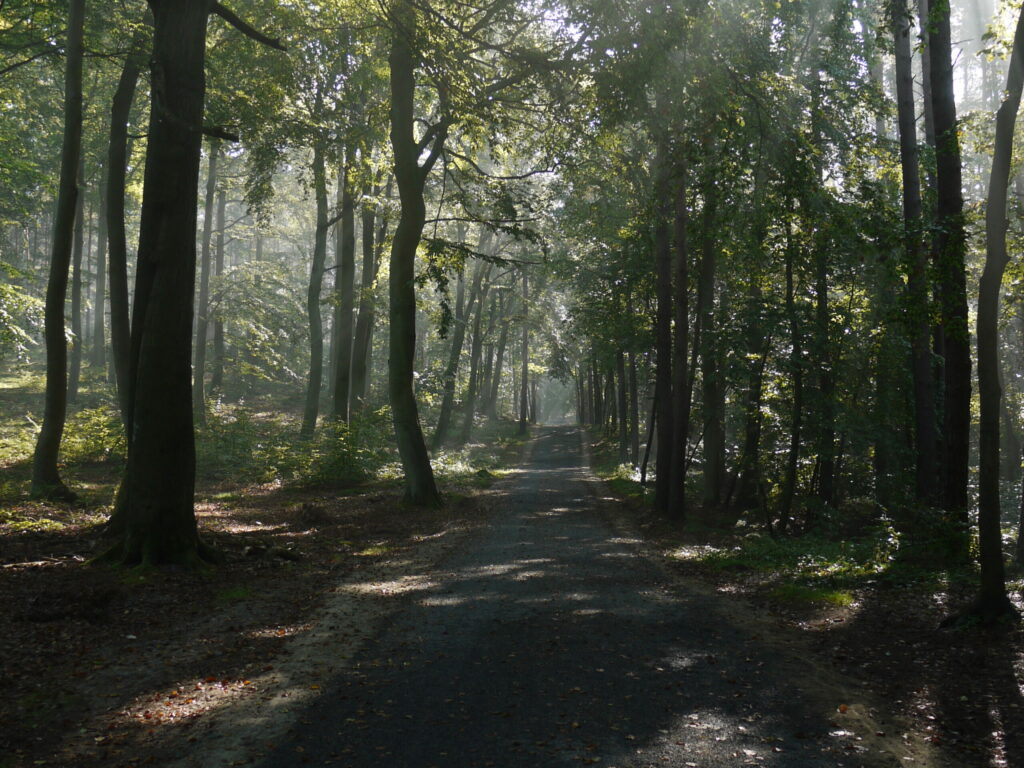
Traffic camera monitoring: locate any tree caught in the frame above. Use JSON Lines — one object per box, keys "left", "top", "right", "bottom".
{"left": 31, "top": 0, "right": 85, "bottom": 502}
{"left": 972, "top": 3, "right": 1024, "bottom": 624}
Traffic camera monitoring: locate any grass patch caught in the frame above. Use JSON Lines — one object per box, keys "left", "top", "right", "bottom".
{"left": 769, "top": 583, "right": 855, "bottom": 607}
{"left": 355, "top": 544, "right": 391, "bottom": 557}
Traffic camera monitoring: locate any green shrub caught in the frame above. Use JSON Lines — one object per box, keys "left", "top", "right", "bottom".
{"left": 61, "top": 406, "right": 126, "bottom": 463}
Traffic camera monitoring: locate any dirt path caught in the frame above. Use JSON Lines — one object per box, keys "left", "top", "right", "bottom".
{"left": 168, "top": 426, "right": 940, "bottom": 768}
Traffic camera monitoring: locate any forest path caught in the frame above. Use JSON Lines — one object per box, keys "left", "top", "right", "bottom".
{"left": 247, "top": 426, "right": 932, "bottom": 768}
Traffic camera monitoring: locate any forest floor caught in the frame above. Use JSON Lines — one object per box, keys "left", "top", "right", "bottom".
{"left": 1, "top": 399, "right": 1023, "bottom": 766}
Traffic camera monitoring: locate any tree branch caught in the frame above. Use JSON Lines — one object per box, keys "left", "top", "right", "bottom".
{"left": 203, "top": 125, "right": 240, "bottom": 142}
{"left": 212, "top": 2, "right": 287, "bottom": 51}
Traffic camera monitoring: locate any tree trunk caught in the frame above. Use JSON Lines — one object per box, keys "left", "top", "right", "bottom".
{"left": 653, "top": 138, "right": 674, "bottom": 515}
{"left": 332, "top": 160, "right": 356, "bottom": 420}
{"left": 459, "top": 264, "right": 492, "bottom": 445}
{"left": 779, "top": 223, "right": 803, "bottom": 532}
{"left": 210, "top": 185, "right": 226, "bottom": 391}
{"left": 301, "top": 141, "right": 330, "bottom": 438}
{"left": 107, "top": 20, "right": 147, "bottom": 425}
{"left": 929, "top": 0, "right": 972, "bottom": 523}
{"left": 68, "top": 153, "right": 86, "bottom": 403}
{"left": 813, "top": 226, "right": 835, "bottom": 511}
{"left": 518, "top": 271, "right": 529, "bottom": 435}
{"left": 434, "top": 262, "right": 470, "bottom": 449}
{"left": 487, "top": 301, "right": 510, "bottom": 420}
{"left": 193, "top": 140, "right": 218, "bottom": 425}
{"left": 893, "top": 0, "right": 938, "bottom": 504}
{"left": 972, "top": 5, "right": 1024, "bottom": 622}
{"left": 104, "top": 0, "right": 216, "bottom": 566}
{"left": 90, "top": 168, "right": 108, "bottom": 368}
{"left": 617, "top": 350, "right": 628, "bottom": 463}
{"left": 388, "top": 2, "right": 443, "bottom": 504}
{"left": 31, "top": 0, "right": 85, "bottom": 501}
{"left": 670, "top": 165, "right": 689, "bottom": 519}
{"left": 351, "top": 179, "right": 388, "bottom": 411}
{"left": 697, "top": 194, "right": 723, "bottom": 510}
{"left": 628, "top": 349, "right": 640, "bottom": 467}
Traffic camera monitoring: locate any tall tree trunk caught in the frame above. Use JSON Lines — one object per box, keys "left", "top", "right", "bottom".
{"left": 193, "top": 140, "right": 218, "bottom": 425}
{"left": 434, "top": 266, "right": 469, "bottom": 448}
{"left": 90, "top": 169, "right": 108, "bottom": 368}
{"left": 734, "top": 280, "right": 769, "bottom": 513}
{"left": 813, "top": 226, "right": 835, "bottom": 511}
{"left": 332, "top": 160, "right": 356, "bottom": 420}
{"left": 779, "top": 223, "right": 803, "bottom": 532}
{"left": 31, "top": 0, "right": 85, "bottom": 501}
{"left": 518, "top": 271, "right": 530, "bottom": 435}
{"left": 388, "top": 2, "right": 443, "bottom": 504}
{"left": 652, "top": 138, "right": 674, "bottom": 514}
{"left": 210, "top": 185, "right": 226, "bottom": 391}
{"left": 300, "top": 141, "right": 330, "bottom": 438}
{"left": 104, "top": 0, "right": 216, "bottom": 566}
{"left": 487, "top": 303, "right": 510, "bottom": 420}
{"left": 697, "top": 194, "right": 723, "bottom": 510}
{"left": 617, "top": 350, "right": 628, "bottom": 463}
{"left": 107, "top": 20, "right": 147, "bottom": 424}
{"left": 669, "top": 167, "right": 689, "bottom": 519}
{"left": 893, "top": 1, "right": 938, "bottom": 504}
{"left": 459, "top": 265, "right": 492, "bottom": 445}
{"left": 929, "top": 0, "right": 972, "bottom": 523}
{"left": 68, "top": 153, "right": 86, "bottom": 403}
{"left": 628, "top": 349, "right": 640, "bottom": 466}
{"left": 973, "top": 5, "right": 1024, "bottom": 622}
{"left": 351, "top": 179, "right": 388, "bottom": 411}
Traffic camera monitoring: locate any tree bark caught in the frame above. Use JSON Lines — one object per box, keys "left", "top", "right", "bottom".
{"left": 90, "top": 167, "right": 108, "bottom": 368}
{"left": 653, "top": 138, "right": 674, "bottom": 515}
{"left": 332, "top": 160, "right": 356, "bottom": 420}
{"left": 697, "top": 193, "right": 723, "bottom": 510}
{"left": 388, "top": 1, "right": 443, "bottom": 504}
{"left": 434, "top": 264, "right": 469, "bottom": 449}
{"left": 210, "top": 184, "right": 226, "bottom": 391}
{"left": 351, "top": 179, "right": 388, "bottom": 411}
{"left": 459, "top": 264, "right": 492, "bottom": 445}
{"left": 486, "top": 300, "right": 510, "bottom": 420}
{"left": 929, "top": 0, "right": 972, "bottom": 522}
{"left": 669, "top": 165, "right": 689, "bottom": 519}
{"left": 779, "top": 221, "right": 803, "bottom": 532}
{"left": 628, "top": 349, "right": 640, "bottom": 467}
{"left": 107, "top": 21, "right": 147, "bottom": 425}
{"left": 617, "top": 350, "right": 628, "bottom": 463}
{"left": 105, "top": 0, "right": 216, "bottom": 566}
{"left": 193, "top": 140, "right": 218, "bottom": 425}
{"left": 31, "top": 0, "right": 85, "bottom": 501}
{"left": 68, "top": 153, "right": 86, "bottom": 403}
{"left": 973, "top": 4, "right": 1024, "bottom": 622}
{"left": 301, "top": 141, "right": 330, "bottom": 438}
{"left": 518, "top": 271, "right": 529, "bottom": 435}
{"left": 893, "top": 0, "right": 938, "bottom": 504}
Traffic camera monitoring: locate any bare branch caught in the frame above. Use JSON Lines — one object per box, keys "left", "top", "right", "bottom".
{"left": 211, "top": 2, "right": 287, "bottom": 51}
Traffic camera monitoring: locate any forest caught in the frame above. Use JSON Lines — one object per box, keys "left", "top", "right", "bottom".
{"left": 4, "top": 0, "right": 1024, "bottom": 765}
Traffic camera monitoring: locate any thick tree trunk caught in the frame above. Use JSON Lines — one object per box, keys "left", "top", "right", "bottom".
{"left": 669, "top": 168, "right": 689, "bottom": 519}
{"left": 301, "top": 142, "right": 330, "bottom": 438}
{"left": 107, "top": 22, "right": 146, "bottom": 424}
{"left": 31, "top": 0, "right": 85, "bottom": 501}
{"left": 210, "top": 185, "right": 226, "bottom": 391}
{"left": 332, "top": 161, "right": 356, "bottom": 420}
{"left": 388, "top": 3, "right": 442, "bottom": 504}
{"left": 893, "top": 1, "right": 938, "bottom": 504}
{"left": 105, "top": 0, "right": 216, "bottom": 566}
{"left": 973, "top": 5, "right": 1024, "bottom": 622}
{"left": 929, "top": 0, "right": 972, "bottom": 522}
{"left": 193, "top": 141, "right": 218, "bottom": 425}
{"left": 68, "top": 154, "right": 86, "bottom": 403}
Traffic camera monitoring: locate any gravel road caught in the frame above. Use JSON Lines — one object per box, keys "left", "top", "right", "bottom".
{"left": 256, "top": 426, "right": 932, "bottom": 768}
